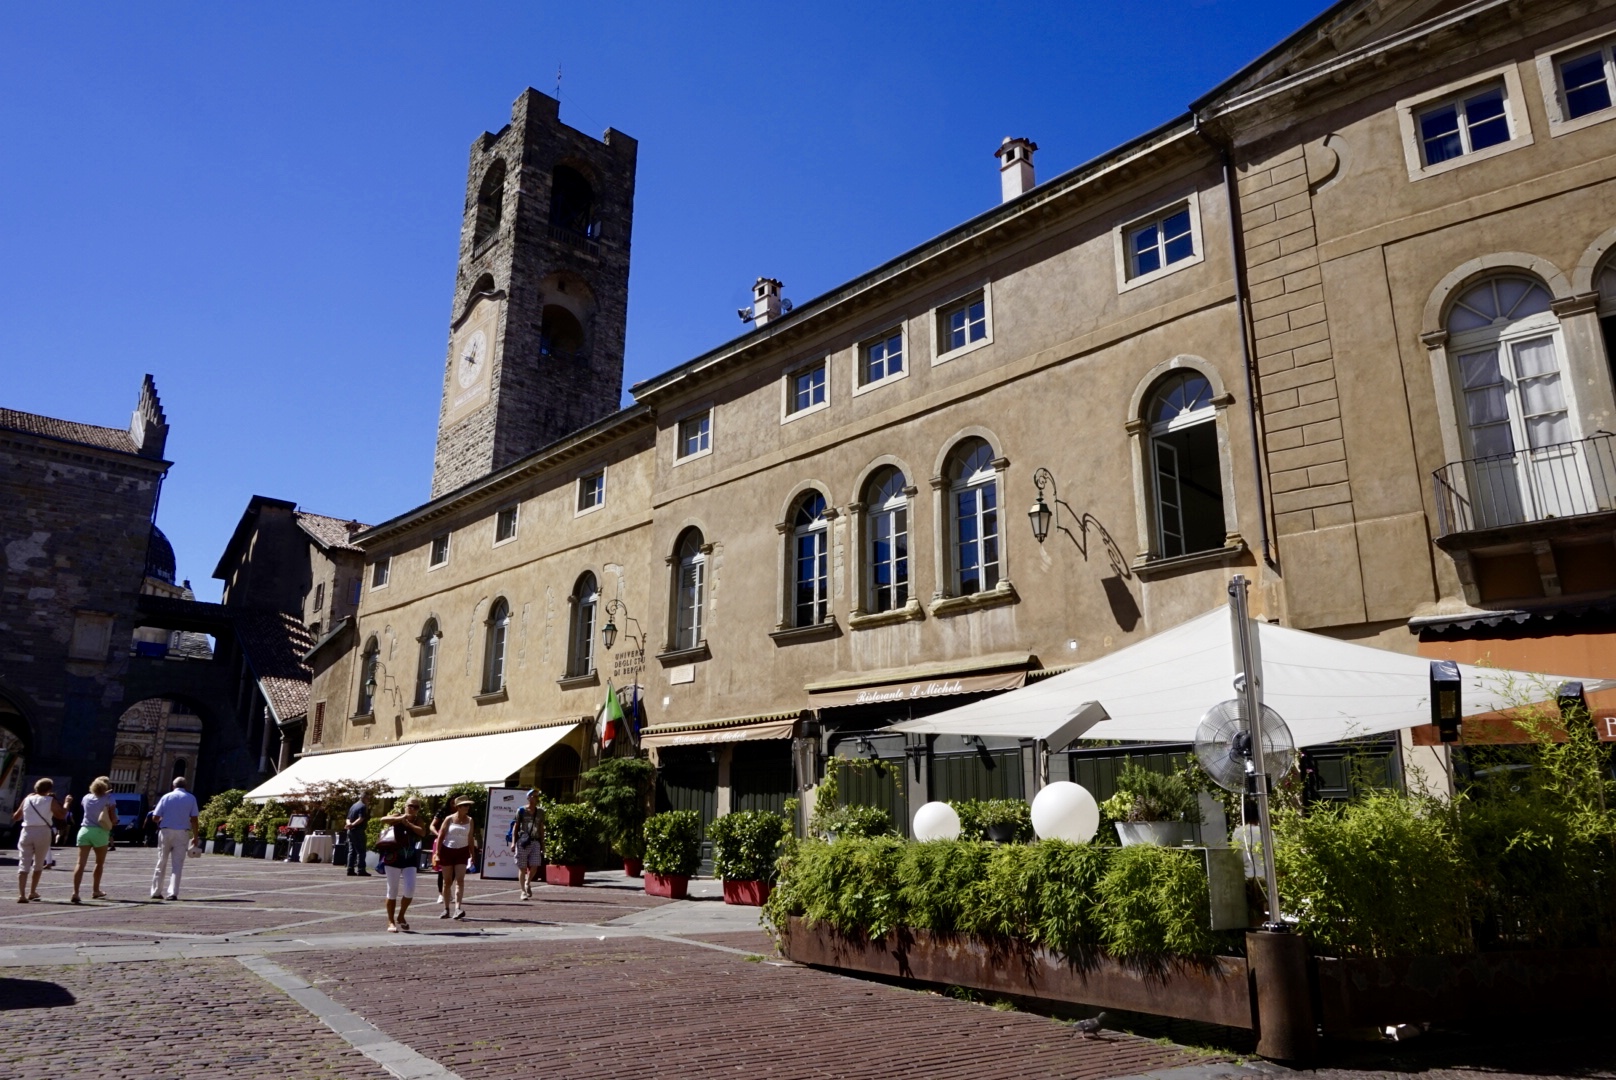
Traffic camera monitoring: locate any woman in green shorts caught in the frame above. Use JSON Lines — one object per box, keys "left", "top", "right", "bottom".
{"left": 72, "top": 776, "right": 117, "bottom": 903}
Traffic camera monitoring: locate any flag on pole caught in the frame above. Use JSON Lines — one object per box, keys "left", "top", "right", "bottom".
{"left": 601, "top": 680, "right": 626, "bottom": 751}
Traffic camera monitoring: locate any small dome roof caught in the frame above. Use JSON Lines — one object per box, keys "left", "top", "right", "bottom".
{"left": 146, "top": 525, "right": 176, "bottom": 584}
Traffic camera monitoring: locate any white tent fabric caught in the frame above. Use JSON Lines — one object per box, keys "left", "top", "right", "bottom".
{"left": 244, "top": 724, "right": 579, "bottom": 801}
{"left": 244, "top": 743, "right": 415, "bottom": 802}
{"left": 891, "top": 607, "right": 1612, "bottom": 748}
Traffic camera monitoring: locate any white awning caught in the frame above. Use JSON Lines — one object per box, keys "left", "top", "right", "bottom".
{"left": 892, "top": 607, "right": 1614, "bottom": 749}
{"left": 244, "top": 724, "right": 580, "bottom": 802}
{"left": 243, "top": 743, "right": 415, "bottom": 802}
{"left": 642, "top": 717, "right": 797, "bottom": 749}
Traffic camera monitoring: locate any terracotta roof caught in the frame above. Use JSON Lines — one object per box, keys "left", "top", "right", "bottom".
{"left": 233, "top": 610, "right": 315, "bottom": 723}
{"left": 0, "top": 407, "right": 138, "bottom": 455}
{"left": 295, "top": 511, "right": 367, "bottom": 552}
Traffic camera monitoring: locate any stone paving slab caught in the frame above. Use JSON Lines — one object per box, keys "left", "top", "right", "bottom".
{"left": 0, "top": 956, "right": 394, "bottom": 1079}
{"left": 282, "top": 936, "right": 1206, "bottom": 1080}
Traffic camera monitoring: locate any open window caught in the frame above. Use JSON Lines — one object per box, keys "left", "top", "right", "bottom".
{"left": 473, "top": 160, "right": 506, "bottom": 248}
{"left": 356, "top": 637, "right": 379, "bottom": 716}
{"left": 549, "top": 165, "right": 596, "bottom": 238}
{"left": 415, "top": 620, "right": 439, "bottom": 707}
{"left": 1144, "top": 371, "right": 1226, "bottom": 559}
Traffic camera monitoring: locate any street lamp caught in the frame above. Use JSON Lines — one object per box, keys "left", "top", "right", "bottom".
{"left": 599, "top": 593, "right": 641, "bottom": 653}
{"left": 1027, "top": 467, "right": 1057, "bottom": 544}
{"left": 601, "top": 617, "right": 618, "bottom": 651}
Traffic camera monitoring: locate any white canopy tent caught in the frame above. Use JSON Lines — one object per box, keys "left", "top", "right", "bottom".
{"left": 245, "top": 724, "right": 580, "bottom": 802}
{"left": 891, "top": 607, "right": 1612, "bottom": 748}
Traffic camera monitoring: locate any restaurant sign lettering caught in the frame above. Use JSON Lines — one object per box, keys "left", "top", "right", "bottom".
{"left": 809, "top": 668, "right": 1026, "bottom": 709}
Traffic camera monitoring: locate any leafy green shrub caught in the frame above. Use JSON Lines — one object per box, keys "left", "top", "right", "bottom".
{"left": 643, "top": 810, "right": 703, "bottom": 876}
{"left": 768, "top": 836, "right": 907, "bottom": 938}
{"left": 1019, "top": 841, "right": 1113, "bottom": 956}
{"left": 709, "top": 810, "right": 791, "bottom": 882}
{"left": 254, "top": 800, "right": 290, "bottom": 839}
{"left": 813, "top": 803, "right": 894, "bottom": 839}
{"left": 1100, "top": 764, "right": 1202, "bottom": 824}
{"left": 579, "top": 756, "right": 655, "bottom": 860}
{"left": 225, "top": 803, "right": 257, "bottom": 843}
{"left": 199, "top": 789, "right": 246, "bottom": 837}
{"left": 1096, "top": 844, "right": 1213, "bottom": 958}
{"left": 897, "top": 839, "right": 993, "bottom": 931}
{"left": 952, "top": 799, "right": 1033, "bottom": 842}
{"left": 544, "top": 802, "right": 601, "bottom": 866}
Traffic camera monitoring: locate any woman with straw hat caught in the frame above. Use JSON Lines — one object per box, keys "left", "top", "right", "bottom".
{"left": 436, "top": 796, "right": 479, "bottom": 920}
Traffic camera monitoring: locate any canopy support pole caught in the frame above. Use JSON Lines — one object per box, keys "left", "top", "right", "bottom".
{"left": 1229, "top": 574, "right": 1283, "bottom": 930}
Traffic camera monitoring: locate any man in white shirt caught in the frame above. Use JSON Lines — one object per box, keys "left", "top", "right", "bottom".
{"left": 149, "top": 777, "right": 199, "bottom": 901}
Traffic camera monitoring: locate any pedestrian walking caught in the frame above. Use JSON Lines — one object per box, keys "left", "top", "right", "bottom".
{"left": 149, "top": 777, "right": 199, "bottom": 901}
{"left": 377, "top": 797, "right": 429, "bottom": 932}
{"left": 510, "top": 789, "right": 546, "bottom": 900}
{"left": 429, "top": 803, "right": 448, "bottom": 906}
{"left": 12, "top": 778, "right": 70, "bottom": 902}
{"left": 436, "top": 797, "right": 478, "bottom": 920}
{"left": 71, "top": 776, "right": 117, "bottom": 903}
{"left": 345, "top": 792, "right": 373, "bottom": 876}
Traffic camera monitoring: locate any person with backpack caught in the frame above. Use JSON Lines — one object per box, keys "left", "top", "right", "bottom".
{"left": 508, "top": 789, "right": 546, "bottom": 900}
{"left": 375, "top": 797, "right": 429, "bottom": 932}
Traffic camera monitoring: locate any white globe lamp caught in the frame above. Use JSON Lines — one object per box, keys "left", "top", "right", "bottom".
{"left": 1030, "top": 781, "right": 1100, "bottom": 843}
{"left": 911, "top": 801, "right": 962, "bottom": 842}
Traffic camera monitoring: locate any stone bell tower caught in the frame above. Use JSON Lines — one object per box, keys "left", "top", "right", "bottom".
{"left": 431, "top": 88, "right": 638, "bottom": 497}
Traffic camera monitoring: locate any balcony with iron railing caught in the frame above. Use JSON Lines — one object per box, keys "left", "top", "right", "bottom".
{"left": 546, "top": 222, "right": 600, "bottom": 256}
{"left": 1432, "top": 431, "right": 1616, "bottom": 541}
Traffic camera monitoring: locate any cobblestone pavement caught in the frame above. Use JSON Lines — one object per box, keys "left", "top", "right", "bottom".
{"left": 4, "top": 851, "right": 1606, "bottom": 1080}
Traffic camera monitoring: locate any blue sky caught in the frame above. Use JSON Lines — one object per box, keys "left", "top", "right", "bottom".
{"left": 1, "top": 1, "right": 1321, "bottom": 601}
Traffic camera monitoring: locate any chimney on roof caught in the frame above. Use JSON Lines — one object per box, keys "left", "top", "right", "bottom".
{"left": 995, "top": 137, "right": 1038, "bottom": 203}
{"left": 738, "top": 277, "right": 788, "bottom": 328}
{"left": 345, "top": 520, "right": 363, "bottom": 536}
{"left": 129, "top": 374, "right": 169, "bottom": 459}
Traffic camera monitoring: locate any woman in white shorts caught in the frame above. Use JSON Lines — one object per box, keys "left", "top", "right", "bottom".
{"left": 12, "top": 777, "right": 71, "bottom": 902}
{"left": 377, "top": 797, "right": 429, "bottom": 932}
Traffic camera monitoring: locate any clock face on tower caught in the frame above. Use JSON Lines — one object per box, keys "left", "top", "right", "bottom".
{"left": 456, "top": 330, "right": 487, "bottom": 389}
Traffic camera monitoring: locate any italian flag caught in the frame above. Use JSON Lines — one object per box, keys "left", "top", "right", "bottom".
{"left": 601, "top": 681, "right": 626, "bottom": 750}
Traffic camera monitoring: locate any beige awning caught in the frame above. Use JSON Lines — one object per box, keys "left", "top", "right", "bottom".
{"left": 806, "top": 652, "right": 1032, "bottom": 709}
{"left": 641, "top": 712, "right": 800, "bottom": 749}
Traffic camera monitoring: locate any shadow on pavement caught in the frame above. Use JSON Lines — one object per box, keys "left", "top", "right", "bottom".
{"left": 0, "top": 979, "right": 76, "bottom": 1010}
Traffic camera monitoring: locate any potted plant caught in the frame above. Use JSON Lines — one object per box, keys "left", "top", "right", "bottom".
{"left": 811, "top": 803, "right": 894, "bottom": 841}
{"left": 1101, "top": 764, "right": 1202, "bottom": 847}
{"left": 708, "top": 810, "right": 790, "bottom": 905}
{"left": 543, "top": 803, "right": 599, "bottom": 887}
{"left": 953, "top": 798, "right": 1033, "bottom": 843}
{"left": 642, "top": 810, "right": 702, "bottom": 899}
{"left": 199, "top": 789, "right": 246, "bottom": 854}
{"left": 578, "top": 756, "right": 655, "bottom": 876}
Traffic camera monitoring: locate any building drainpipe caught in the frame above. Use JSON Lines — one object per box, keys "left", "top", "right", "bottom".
{"left": 1194, "top": 114, "right": 1277, "bottom": 571}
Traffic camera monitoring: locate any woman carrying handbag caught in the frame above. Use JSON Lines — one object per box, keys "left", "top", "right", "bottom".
{"left": 71, "top": 776, "right": 117, "bottom": 903}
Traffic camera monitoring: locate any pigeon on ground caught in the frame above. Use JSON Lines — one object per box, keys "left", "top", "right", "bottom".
{"left": 1073, "top": 1012, "right": 1110, "bottom": 1039}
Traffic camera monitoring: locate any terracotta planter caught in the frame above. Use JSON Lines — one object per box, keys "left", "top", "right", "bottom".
{"left": 623, "top": 858, "right": 643, "bottom": 878}
{"left": 722, "top": 879, "right": 772, "bottom": 906}
{"left": 644, "top": 872, "right": 689, "bottom": 899}
{"left": 544, "top": 863, "right": 586, "bottom": 887}
{"left": 1115, "top": 821, "right": 1194, "bottom": 847}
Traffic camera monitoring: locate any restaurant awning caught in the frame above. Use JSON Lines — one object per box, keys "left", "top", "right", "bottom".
{"left": 892, "top": 607, "right": 1615, "bottom": 749}
{"left": 805, "top": 652, "right": 1032, "bottom": 709}
{"left": 641, "top": 712, "right": 802, "bottom": 749}
{"left": 244, "top": 722, "right": 582, "bottom": 801}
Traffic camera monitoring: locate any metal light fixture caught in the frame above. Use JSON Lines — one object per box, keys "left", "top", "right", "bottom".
{"left": 1430, "top": 660, "right": 1462, "bottom": 743}
{"left": 601, "top": 618, "right": 618, "bottom": 651}
{"left": 1028, "top": 467, "right": 1057, "bottom": 544}
{"left": 364, "top": 672, "right": 377, "bottom": 700}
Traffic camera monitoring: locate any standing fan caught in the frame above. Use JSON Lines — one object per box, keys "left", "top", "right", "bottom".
{"left": 1194, "top": 699, "right": 1296, "bottom": 793}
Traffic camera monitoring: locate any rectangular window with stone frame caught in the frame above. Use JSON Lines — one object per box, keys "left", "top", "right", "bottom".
{"left": 429, "top": 534, "right": 450, "bottom": 568}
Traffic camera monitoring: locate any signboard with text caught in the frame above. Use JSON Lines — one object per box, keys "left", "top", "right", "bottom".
{"left": 480, "top": 787, "right": 524, "bottom": 881}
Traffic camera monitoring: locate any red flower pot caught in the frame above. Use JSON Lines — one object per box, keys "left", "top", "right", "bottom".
{"left": 623, "top": 858, "right": 643, "bottom": 878}
{"left": 644, "top": 872, "right": 689, "bottom": 899}
{"left": 722, "top": 879, "right": 772, "bottom": 906}
{"left": 544, "top": 863, "right": 586, "bottom": 887}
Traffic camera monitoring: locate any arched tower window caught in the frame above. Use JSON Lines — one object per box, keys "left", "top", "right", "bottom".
{"left": 568, "top": 573, "right": 599, "bottom": 677}
{"left": 1446, "top": 275, "right": 1576, "bottom": 526}
{"left": 1146, "top": 371, "right": 1224, "bottom": 558}
{"left": 415, "top": 619, "right": 439, "bottom": 707}
{"left": 792, "top": 492, "right": 830, "bottom": 627}
{"left": 473, "top": 160, "right": 506, "bottom": 248}
{"left": 483, "top": 600, "right": 511, "bottom": 694}
{"left": 946, "top": 439, "right": 999, "bottom": 596}
{"left": 864, "top": 468, "right": 910, "bottom": 613}
{"left": 357, "top": 637, "right": 380, "bottom": 716}
{"left": 672, "top": 530, "right": 706, "bottom": 652}
{"left": 549, "top": 165, "right": 596, "bottom": 238}
{"left": 540, "top": 306, "right": 586, "bottom": 359}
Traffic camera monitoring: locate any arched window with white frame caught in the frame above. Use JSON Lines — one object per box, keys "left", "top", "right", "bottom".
{"left": 864, "top": 468, "right": 909, "bottom": 613}
{"left": 1446, "top": 275, "right": 1584, "bottom": 526}
{"left": 568, "top": 573, "right": 598, "bottom": 677}
{"left": 672, "top": 530, "right": 706, "bottom": 652}
{"left": 946, "top": 439, "right": 999, "bottom": 596}
{"left": 415, "top": 619, "right": 438, "bottom": 707}
{"left": 1146, "top": 372, "right": 1225, "bottom": 558}
{"left": 483, "top": 599, "right": 510, "bottom": 694}
{"left": 792, "top": 492, "right": 830, "bottom": 626}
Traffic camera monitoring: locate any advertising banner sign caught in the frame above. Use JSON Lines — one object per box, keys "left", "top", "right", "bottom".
{"left": 481, "top": 786, "right": 524, "bottom": 880}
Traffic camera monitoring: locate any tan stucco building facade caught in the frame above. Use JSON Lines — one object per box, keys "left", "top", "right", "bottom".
{"left": 303, "top": 0, "right": 1616, "bottom": 827}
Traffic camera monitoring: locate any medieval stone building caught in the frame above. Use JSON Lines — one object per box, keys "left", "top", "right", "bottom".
{"left": 284, "top": 0, "right": 1616, "bottom": 828}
